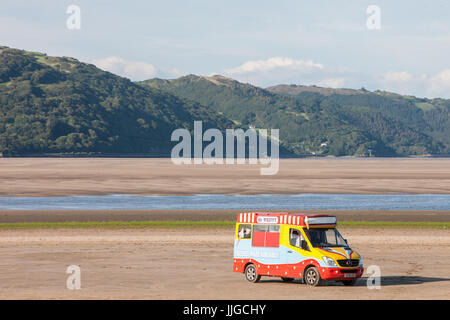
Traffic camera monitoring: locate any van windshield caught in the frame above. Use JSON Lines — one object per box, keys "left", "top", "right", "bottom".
{"left": 304, "top": 228, "right": 348, "bottom": 248}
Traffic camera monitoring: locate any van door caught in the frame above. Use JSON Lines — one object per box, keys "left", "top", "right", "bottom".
{"left": 286, "top": 227, "right": 309, "bottom": 264}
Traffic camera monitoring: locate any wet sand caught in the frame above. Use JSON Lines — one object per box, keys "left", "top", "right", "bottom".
{"left": 0, "top": 228, "right": 449, "bottom": 299}
{"left": 0, "top": 158, "right": 449, "bottom": 196}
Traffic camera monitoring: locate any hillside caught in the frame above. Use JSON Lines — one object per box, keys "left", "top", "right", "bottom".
{"left": 1, "top": 46, "right": 448, "bottom": 157}
{"left": 0, "top": 47, "right": 233, "bottom": 155}
{"left": 267, "top": 84, "right": 450, "bottom": 155}
{"left": 140, "top": 75, "right": 449, "bottom": 156}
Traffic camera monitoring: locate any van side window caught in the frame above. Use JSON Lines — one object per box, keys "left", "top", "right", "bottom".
{"left": 252, "top": 224, "right": 280, "bottom": 248}
{"left": 238, "top": 224, "right": 252, "bottom": 239}
{"left": 289, "top": 228, "right": 304, "bottom": 248}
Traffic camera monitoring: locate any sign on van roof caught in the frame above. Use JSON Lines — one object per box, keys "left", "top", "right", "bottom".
{"left": 237, "top": 212, "right": 337, "bottom": 227}
{"left": 256, "top": 216, "right": 279, "bottom": 224}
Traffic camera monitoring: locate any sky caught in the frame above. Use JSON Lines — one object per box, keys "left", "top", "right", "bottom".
{"left": 1, "top": 0, "right": 450, "bottom": 98}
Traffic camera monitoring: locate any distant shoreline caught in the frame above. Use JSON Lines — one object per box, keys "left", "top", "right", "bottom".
{"left": 1, "top": 154, "right": 450, "bottom": 158}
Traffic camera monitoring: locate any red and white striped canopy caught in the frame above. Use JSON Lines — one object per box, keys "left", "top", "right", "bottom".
{"left": 237, "top": 212, "right": 336, "bottom": 227}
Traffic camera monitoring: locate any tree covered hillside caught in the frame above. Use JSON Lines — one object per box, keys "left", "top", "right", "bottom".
{"left": 0, "top": 46, "right": 448, "bottom": 157}
{"left": 0, "top": 47, "right": 232, "bottom": 155}
{"left": 141, "top": 75, "right": 449, "bottom": 156}
{"left": 268, "top": 84, "right": 450, "bottom": 155}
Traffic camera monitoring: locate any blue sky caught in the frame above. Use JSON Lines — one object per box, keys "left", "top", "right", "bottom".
{"left": 2, "top": 0, "right": 450, "bottom": 98}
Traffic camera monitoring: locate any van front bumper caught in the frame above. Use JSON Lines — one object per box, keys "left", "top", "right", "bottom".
{"left": 319, "top": 267, "right": 364, "bottom": 281}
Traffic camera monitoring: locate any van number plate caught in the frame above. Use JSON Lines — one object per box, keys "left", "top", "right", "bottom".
{"left": 344, "top": 273, "right": 356, "bottom": 278}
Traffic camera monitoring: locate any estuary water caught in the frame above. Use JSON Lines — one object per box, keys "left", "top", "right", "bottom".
{"left": 0, "top": 193, "right": 449, "bottom": 210}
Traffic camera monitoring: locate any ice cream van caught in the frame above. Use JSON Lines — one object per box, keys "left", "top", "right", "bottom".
{"left": 233, "top": 212, "right": 364, "bottom": 286}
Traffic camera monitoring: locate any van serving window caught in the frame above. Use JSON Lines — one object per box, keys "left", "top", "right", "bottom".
{"left": 238, "top": 224, "right": 252, "bottom": 239}
{"left": 252, "top": 224, "right": 280, "bottom": 248}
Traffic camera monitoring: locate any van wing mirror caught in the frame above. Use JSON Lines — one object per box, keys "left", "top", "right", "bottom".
{"left": 300, "top": 240, "right": 308, "bottom": 251}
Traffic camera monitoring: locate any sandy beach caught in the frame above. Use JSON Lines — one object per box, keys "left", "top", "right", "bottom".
{"left": 0, "top": 228, "right": 449, "bottom": 299}
{"left": 0, "top": 158, "right": 449, "bottom": 196}
{"left": 0, "top": 157, "right": 448, "bottom": 300}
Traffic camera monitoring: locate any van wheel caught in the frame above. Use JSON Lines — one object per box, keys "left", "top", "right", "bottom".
{"left": 341, "top": 279, "right": 357, "bottom": 286}
{"left": 244, "top": 264, "right": 261, "bottom": 283}
{"left": 281, "top": 277, "right": 294, "bottom": 282}
{"left": 304, "top": 267, "right": 321, "bottom": 286}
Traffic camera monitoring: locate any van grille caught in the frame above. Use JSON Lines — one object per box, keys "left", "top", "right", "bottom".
{"left": 337, "top": 259, "right": 359, "bottom": 267}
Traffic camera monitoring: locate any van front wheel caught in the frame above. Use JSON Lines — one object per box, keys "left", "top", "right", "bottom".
{"left": 244, "top": 264, "right": 261, "bottom": 283}
{"left": 304, "top": 267, "right": 321, "bottom": 286}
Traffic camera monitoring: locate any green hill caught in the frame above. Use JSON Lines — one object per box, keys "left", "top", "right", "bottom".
{"left": 267, "top": 84, "right": 450, "bottom": 155}
{"left": 140, "top": 75, "right": 449, "bottom": 156}
{"left": 1, "top": 46, "right": 448, "bottom": 157}
{"left": 0, "top": 47, "right": 232, "bottom": 155}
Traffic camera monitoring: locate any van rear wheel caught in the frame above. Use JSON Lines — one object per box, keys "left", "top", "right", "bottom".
{"left": 304, "top": 267, "right": 321, "bottom": 286}
{"left": 244, "top": 264, "right": 261, "bottom": 283}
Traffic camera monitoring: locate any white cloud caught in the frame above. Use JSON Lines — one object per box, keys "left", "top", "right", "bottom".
{"left": 220, "top": 57, "right": 345, "bottom": 87}
{"left": 428, "top": 69, "right": 450, "bottom": 94}
{"left": 376, "top": 69, "right": 450, "bottom": 98}
{"left": 91, "top": 56, "right": 158, "bottom": 81}
{"left": 224, "top": 57, "right": 323, "bottom": 75}
{"left": 380, "top": 71, "right": 413, "bottom": 83}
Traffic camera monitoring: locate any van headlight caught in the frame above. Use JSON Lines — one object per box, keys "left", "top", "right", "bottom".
{"left": 322, "top": 256, "right": 337, "bottom": 267}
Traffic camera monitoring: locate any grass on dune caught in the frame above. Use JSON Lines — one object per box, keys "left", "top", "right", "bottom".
{"left": 0, "top": 220, "right": 448, "bottom": 230}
